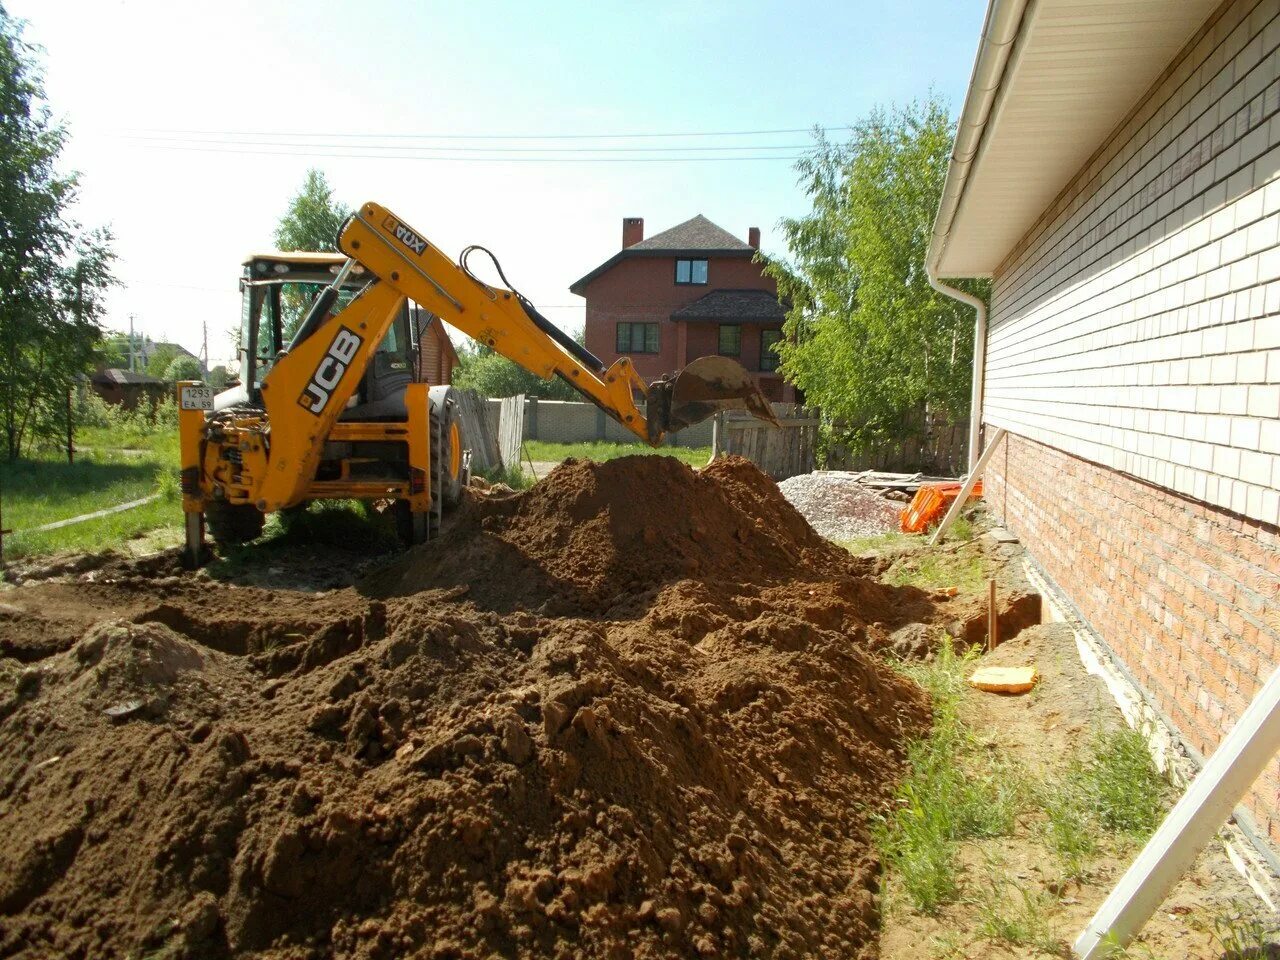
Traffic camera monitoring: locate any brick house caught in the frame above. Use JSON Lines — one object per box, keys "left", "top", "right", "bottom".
{"left": 571, "top": 215, "right": 796, "bottom": 402}
{"left": 412, "top": 308, "right": 459, "bottom": 386}
{"left": 931, "top": 0, "right": 1280, "bottom": 851}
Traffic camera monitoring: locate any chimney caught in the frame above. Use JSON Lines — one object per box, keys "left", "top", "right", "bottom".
{"left": 622, "top": 217, "right": 644, "bottom": 249}
{"left": 748, "top": 226, "right": 761, "bottom": 250}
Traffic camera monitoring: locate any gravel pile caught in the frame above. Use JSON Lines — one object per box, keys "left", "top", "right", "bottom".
{"left": 778, "top": 472, "right": 902, "bottom": 541}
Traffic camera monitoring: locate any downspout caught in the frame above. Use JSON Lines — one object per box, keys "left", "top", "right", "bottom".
{"left": 926, "top": 0, "right": 1030, "bottom": 471}
{"left": 928, "top": 275, "right": 987, "bottom": 472}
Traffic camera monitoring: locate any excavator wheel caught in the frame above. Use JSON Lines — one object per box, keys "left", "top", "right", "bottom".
{"left": 429, "top": 386, "right": 465, "bottom": 510}
{"left": 206, "top": 501, "right": 265, "bottom": 545}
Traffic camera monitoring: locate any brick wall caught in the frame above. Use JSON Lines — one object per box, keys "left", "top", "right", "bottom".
{"left": 986, "top": 430, "right": 1280, "bottom": 841}
{"left": 986, "top": 0, "right": 1280, "bottom": 529}
{"left": 580, "top": 255, "right": 778, "bottom": 380}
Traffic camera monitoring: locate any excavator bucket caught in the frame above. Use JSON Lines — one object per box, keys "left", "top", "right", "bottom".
{"left": 645, "top": 355, "right": 782, "bottom": 442}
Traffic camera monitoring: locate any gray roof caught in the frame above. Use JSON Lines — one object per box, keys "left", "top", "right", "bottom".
{"left": 569, "top": 214, "right": 756, "bottom": 295}
{"left": 92, "top": 368, "right": 165, "bottom": 385}
{"left": 670, "top": 289, "right": 787, "bottom": 324}
{"left": 630, "top": 214, "right": 752, "bottom": 252}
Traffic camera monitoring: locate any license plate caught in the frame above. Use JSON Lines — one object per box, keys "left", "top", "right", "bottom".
{"left": 180, "top": 386, "right": 214, "bottom": 411}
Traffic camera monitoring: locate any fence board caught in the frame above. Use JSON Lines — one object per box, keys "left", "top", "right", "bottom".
{"left": 498, "top": 395, "right": 526, "bottom": 471}
{"left": 457, "top": 389, "right": 502, "bottom": 471}
{"left": 713, "top": 403, "right": 818, "bottom": 480}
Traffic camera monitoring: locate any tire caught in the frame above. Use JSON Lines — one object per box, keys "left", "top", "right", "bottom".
{"left": 206, "top": 501, "right": 265, "bottom": 545}
{"left": 428, "top": 386, "right": 465, "bottom": 510}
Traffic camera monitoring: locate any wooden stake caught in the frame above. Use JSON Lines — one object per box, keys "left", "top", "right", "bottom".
{"left": 988, "top": 579, "right": 998, "bottom": 652}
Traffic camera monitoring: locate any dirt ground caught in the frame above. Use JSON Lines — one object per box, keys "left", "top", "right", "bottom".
{"left": 879, "top": 539, "right": 1273, "bottom": 960}
{"left": 0, "top": 456, "right": 990, "bottom": 960}
{"left": 1, "top": 457, "right": 1267, "bottom": 959}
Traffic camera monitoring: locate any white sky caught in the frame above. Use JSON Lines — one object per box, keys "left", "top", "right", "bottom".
{"left": 11, "top": 0, "right": 984, "bottom": 368}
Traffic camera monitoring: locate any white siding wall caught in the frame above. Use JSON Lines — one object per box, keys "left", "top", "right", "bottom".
{"left": 986, "top": 0, "right": 1280, "bottom": 526}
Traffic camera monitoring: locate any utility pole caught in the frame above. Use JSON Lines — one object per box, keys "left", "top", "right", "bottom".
{"left": 128, "top": 314, "right": 136, "bottom": 372}
{"left": 200, "top": 320, "right": 209, "bottom": 375}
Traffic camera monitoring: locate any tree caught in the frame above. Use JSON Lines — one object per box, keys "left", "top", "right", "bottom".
{"left": 274, "top": 169, "right": 352, "bottom": 338}
{"left": 164, "top": 355, "right": 202, "bottom": 382}
{"left": 453, "top": 340, "right": 583, "bottom": 401}
{"left": 274, "top": 168, "right": 351, "bottom": 253}
{"left": 207, "top": 365, "right": 230, "bottom": 390}
{"left": 0, "top": 5, "right": 115, "bottom": 458}
{"left": 145, "top": 343, "right": 179, "bottom": 379}
{"left": 763, "top": 96, "right": 988, "bottom": 455}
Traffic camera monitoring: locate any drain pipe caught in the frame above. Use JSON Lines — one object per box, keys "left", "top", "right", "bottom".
{"left": 929, "top": 274, "right": 987, "bottom": 472}
{"left": 926, "top": 0, "right": 1029, "bottom": 471}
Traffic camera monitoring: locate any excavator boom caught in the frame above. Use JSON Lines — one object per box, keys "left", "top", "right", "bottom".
{"left": 337, "top": 202, "right": 779, "bottom": 443}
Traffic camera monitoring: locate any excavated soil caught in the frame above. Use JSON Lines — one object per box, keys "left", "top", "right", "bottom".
{"left": 0, "top": 456, "right": 945, "bottom": 959}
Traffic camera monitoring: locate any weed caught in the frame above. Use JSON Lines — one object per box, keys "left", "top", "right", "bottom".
{"left": 874, "top": 639, "right": 1031, "bottom": 913}
{"left": 1211, "top": 900, "right": 1280, "bottom": 958}
{"left": 1080, "top": 725, "right": 1166, "bottom": 837}
{"left": 944, "top": 514, "right": 975, "bottom": 543}
{"left": 1039, "top": 781, "right": 1098, "bottom": 881}
{"left": 155, "top": 466, "right": 180, "bottom": 502}
{"left": 1037, "top": 723, "right": 1167, "bottom": 879}
{"left": 974, "top": 875, "right": 1063, "bottom": 954}
{"left": 476, "top": 463, "right": 534, "bottom": 490}
{"left": 887, "top": 549, "right": 987, "bottom": 593}
{"left": 837, "top": 531, "right": 912, "bottom": 554}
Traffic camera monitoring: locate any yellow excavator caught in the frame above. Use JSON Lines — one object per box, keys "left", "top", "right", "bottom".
{"left": 177, "top": 201, "right": 779, "bottom": 566}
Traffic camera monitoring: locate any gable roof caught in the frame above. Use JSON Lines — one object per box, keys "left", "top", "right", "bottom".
{"left": 670, "top": 289, "right": 786, "bottom": 324}
{"left": 569, "top": 214, "right": 755, "bottom": 295}
{"left": 92, "top": 367, "right": 165, "bottom": 385}
{"left": 630, "top": 214, "right": 752, "bottom": 252}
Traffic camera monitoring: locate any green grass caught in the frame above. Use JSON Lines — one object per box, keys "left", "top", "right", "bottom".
{"left": 886, "top": 547, "right": 988, "bottom": 593}
{"left": 1, "top": 429, "right": 181, "bottom": 560}
{"left": 477, "top": 463, "right": 534, "bottom": 490}
{"left": 973, "top": 876, "right": 1063, "bottom": 954}
{"left": 836, "top": 531, "right": 913, "bottom": 554}
{"left": 524, "top": 439, "right": 712, "bottom": 468}
{"left": 873, "top": 639, "right": 1032, "bottom": 913}
{"left": 1038, "top": 724, "right": 1167, "bottom": 878}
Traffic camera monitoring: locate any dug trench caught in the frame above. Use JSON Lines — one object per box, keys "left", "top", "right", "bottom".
{"left": 0, "top": 456, "right": 1039, "bottom": 959}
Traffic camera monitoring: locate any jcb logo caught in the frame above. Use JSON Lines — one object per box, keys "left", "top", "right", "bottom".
{"left": 298, "top": 327, "right": 364, "bottom": 415}
{"left": 382, "top": 215, "right": 427, "bottom": 255}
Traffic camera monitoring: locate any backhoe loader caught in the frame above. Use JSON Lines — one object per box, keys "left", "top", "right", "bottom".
{"left": 177, "top": 201, "right": 779, "bottom": 567}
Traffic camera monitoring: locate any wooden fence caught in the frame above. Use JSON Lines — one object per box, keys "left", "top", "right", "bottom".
{"left": 498, "top": 395, "right": 525, "bottom": 471}
{"left": 825, "top": 420, "right": 967, "bottom": 475}
{"left": 712, "top": 403, "right": 819, "bottom": 480}
{"left": 456, "top": 388, "right": 502, "bottom": 471}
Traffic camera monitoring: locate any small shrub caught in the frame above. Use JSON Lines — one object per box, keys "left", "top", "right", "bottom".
{"left": 477, "top": 463, "right": 533, "bottom": 490}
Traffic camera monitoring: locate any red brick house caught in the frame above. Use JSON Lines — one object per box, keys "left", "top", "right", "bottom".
{"left": 571, "top": 214, "right": 796, "bottom": 402}
{"left": 412, "top": 308, "right": 459, "bottom": 386}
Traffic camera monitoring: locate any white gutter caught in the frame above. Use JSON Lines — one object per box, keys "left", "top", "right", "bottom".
{"left": 926, "top": 0, "right": 1031, "bottom": 471}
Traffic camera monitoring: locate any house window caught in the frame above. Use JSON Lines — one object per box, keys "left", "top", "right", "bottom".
{"left": 675, "top": 259, "right": 708, "bottom": 285}
{"left": 718, "top": 324, "right": 741, "bottom": 356}
{"left": 760, "top": 329, "right": 782, "bottom": 372}
{"left": 615, "top": 322, "right": 659, "bottom": 354}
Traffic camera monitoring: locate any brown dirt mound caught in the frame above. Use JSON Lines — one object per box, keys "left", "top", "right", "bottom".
{"left": 0, "top": 456, "right": 934, "bottom": 959}
{"left": 361, "top": 456, "right": 863, "bottom": 615}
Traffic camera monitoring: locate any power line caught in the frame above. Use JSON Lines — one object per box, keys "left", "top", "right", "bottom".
{"left": 114, "top": 124, "right": 848, "bottom": 142}
{"left": 120, "top": 134, "right": 809, "bottom": 154}
{"left": 124, "top": 143, "right": 804, "bottom": 163}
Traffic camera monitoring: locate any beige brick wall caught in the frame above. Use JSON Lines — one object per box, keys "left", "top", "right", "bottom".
{"left": 987, "top": 0, "right": 1280, "bottom": 527}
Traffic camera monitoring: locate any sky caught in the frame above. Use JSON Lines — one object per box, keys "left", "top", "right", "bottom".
{"left": 10, "top": 0, "right": 987, "bottom": 368}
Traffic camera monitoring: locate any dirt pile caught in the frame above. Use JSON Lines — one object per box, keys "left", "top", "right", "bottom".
{"left": 0, "top": 456, "right": 935, "bottom": 959}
